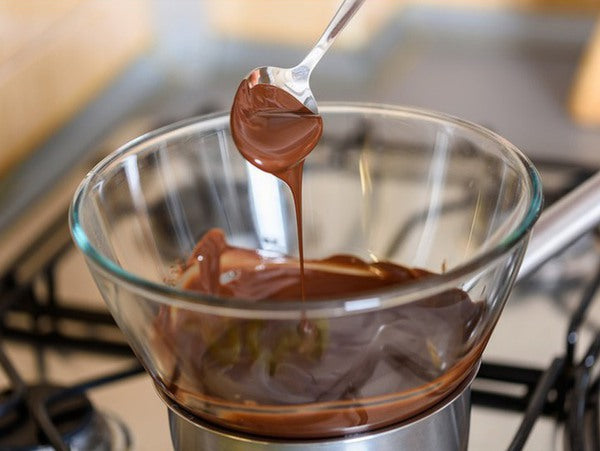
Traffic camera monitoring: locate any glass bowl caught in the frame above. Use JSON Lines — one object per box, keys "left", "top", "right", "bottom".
{"left": 70, "top": 103, "right": 542, "bottom": 439}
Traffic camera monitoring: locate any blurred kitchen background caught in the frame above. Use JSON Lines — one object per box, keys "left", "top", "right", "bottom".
{"left": 2, "top": 0, "right": 600, "bottom": 246}
{"left": 1, "top": 1, "right": 600, "bottom": 449}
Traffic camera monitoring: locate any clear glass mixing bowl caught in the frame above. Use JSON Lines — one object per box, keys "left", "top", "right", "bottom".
{"left": 70, "top": 104, "right": 542, "bottom": 439}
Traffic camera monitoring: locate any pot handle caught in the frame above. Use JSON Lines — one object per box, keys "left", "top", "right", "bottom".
{"left": 518, "top": 171, "right": 600, "bottom": 281}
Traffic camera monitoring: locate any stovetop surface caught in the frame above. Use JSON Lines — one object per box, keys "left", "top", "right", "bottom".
{"left": 1, "top": 6, "right": 600, "bottom": 450}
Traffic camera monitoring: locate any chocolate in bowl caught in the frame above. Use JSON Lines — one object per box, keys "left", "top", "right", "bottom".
{"left": 149, "top": 229, "right": 485, "bottom": 438}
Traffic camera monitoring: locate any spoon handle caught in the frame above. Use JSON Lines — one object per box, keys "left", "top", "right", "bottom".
{"left": 299, "top": 0, "right": 367, "bottom": 72}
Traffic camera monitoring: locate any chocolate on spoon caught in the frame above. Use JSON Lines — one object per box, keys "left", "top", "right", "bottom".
{"left": 230, "top": 0, "right": 366, "bottom": 175}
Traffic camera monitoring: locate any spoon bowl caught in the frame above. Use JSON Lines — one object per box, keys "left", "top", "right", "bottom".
{"left": 246, "top": 65, "right": 316, "bottom": 114}
{"left": 230, "top": 78, "right": 323, "bottom": 175}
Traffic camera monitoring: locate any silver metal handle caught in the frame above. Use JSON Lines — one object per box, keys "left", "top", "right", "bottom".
{"left": 517, "top": 170, "right": 600, "bottom": 281}
{"left": 299, "top": 0, "right": 367, "bottom": 72}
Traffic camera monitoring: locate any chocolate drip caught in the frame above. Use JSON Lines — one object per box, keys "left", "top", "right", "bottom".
{"left": 231, "top": 80, "right": 323, "bottom": 299}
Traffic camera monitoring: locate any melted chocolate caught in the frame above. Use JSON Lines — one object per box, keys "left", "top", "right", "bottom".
{"left": 183, "top": 228, "right": 432, "bottom": 301}
{"left": 230, "top": 80, "right": 323, "bottom": 175}
{"left": 150, "top": 230, "right": 486, "bottom": 438}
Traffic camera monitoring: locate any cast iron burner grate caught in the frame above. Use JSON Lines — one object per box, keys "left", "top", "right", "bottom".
{"left": 0, "top": 381, "right": 129, "bottom": 451}
{"left": 0, "top": 151, "right": 598, "bottom": 449}
{"left": 472, "top": 260, "right": 600, "bottom": 450}
{"left": 0, "top": 213, "right": 144, "bottom": 449}
{"left": 0, "top": 343, "right": 141, "bottom": 450}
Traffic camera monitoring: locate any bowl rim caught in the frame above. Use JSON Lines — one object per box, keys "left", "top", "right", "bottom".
{"left": 69, "top": 102, "right": 543, "bottom": 317}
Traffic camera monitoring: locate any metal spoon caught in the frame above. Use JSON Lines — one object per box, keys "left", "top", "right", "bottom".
{"left": 244, "top": 0, "right": 367, "bottom": 114}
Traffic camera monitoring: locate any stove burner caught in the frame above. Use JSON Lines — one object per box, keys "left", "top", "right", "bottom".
{"left": 0, "top": 383, "right": 128, "bottom": 451}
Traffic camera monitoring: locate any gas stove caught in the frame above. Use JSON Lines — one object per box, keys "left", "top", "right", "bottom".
{"left": 0, "top": 6, "right": 600, "bottom": 450}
